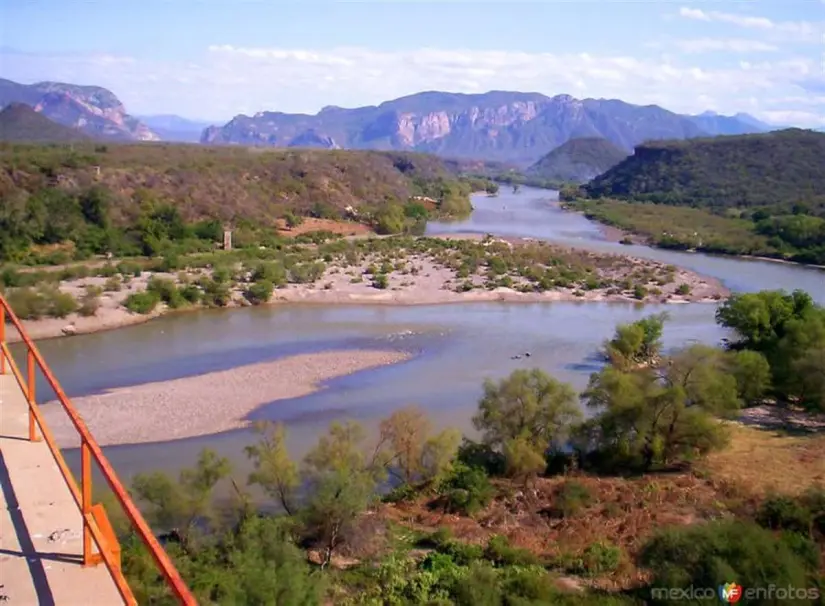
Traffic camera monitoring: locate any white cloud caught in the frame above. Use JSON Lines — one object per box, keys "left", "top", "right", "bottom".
{"left": 1, "top": 45, "right": 822, "bottom": 127}
{"left": 677, "top": 7, "right": 820, "bottom": 43}
{"left": 671, "top": 38, "right": 779, "bottom": 53}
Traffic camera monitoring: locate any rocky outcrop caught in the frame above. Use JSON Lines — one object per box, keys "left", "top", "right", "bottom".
{"left": 199, "top": 91, "right": 716, "bottom": 166}
{"left": 0, "top": 78, "right": 159, "bottom": 142}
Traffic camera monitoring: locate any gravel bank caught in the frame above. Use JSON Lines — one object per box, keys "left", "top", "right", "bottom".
{"left": 41, "top": 349, "right": 412, "bottom": 447}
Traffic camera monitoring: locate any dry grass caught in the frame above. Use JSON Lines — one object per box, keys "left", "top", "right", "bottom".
{"left": 700, "top": 423, "right": 825, "bottom": 497}
{"left": 275, "top": 217, "right": 373, "bottom": 237}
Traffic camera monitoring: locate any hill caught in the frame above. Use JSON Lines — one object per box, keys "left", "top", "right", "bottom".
{"left": 201, "top": 90, "right": 760, "bottom": 166}
{"left": 0, "top": 143, "right": 491, "bottom": 261}
{"left": 687, "top": 111, "right": 774, "bottom": 136}
{"left": 0, "top": 103, "right": 90, "bottom": 143}
{"left": 574, "top": 129, "right": 825, "bottom": 264}
{"left": 526, "top": 137, "right": 630, "bottom": 183}
{"left": 0, "top": 78, "right": 158, "bottom": 142}
{"left": 585, "top": 129, "right": 825, "bottom": 212}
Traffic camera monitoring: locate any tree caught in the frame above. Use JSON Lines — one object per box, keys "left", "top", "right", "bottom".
{"left": 378, "top": 405, "right": 461, "bottom": 486}
{"left": 245, "top": 421, "right": 299, "bottom": 515}
{"left": 301, "top": 422, "right": 384, "bottom": 567}
{"left": 131, "top": 449, "right": 231, "bottom": 547}
{"left": 503, "top": 436, "right": 547, "bottom": 485}
{"left": 473, "top": 369, "right": 581, "bottom": 453}
{"left": 583, "top": 345, "right": 741, "bottom": 470}
{"left": 727, "top": 350, "right": 772, "bottom": 406}
{"left": 603, "top": 313, "right": 668, "bottom": 369}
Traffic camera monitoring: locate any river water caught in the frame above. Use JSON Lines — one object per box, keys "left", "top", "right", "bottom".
{"left": 34, "top": 187, "right": 823, "bottom": 481}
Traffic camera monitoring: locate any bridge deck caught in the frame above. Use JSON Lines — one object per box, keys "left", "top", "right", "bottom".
{"left": 0, "top": 373, "right": 124, "bottom": 605}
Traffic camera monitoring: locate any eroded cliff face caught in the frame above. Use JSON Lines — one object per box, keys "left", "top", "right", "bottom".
{"left": 199, "top": 91, "right": 707, "bottom": 165}
{"left": 0, "top": 79, "right": 159, "bottom": 141}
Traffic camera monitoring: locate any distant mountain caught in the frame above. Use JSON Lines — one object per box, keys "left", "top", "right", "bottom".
{"left": 0, "top": 103, "right": 89, "bottom": 143}
{"left": 202, "top": 91, "right": 719, "bottom": 166}
{"left": 687, "top": 111, "right": 775, "bottom": 136}
{"left": 526, "top": 137, "right": 630, "bottom": 183}
{"left": 138, "top": 114, "right": 211, "bottom": 142}
{"left": 0, "top": 78, "right": 158, "bottom": 141}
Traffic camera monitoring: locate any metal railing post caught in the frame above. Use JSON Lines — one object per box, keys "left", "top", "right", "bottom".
{"left": 27, "top": 349, "right": 39, "bottom": 441}
{"left": 82, "top": 440, "right": 94, "bottom": 566}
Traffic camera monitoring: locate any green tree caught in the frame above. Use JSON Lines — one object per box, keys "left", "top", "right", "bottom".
{"left": 301, "top": 422, "right": 384, "bottom": 567}
{"left": 603, "top": 313, "right": 668, "bottom": 369}
{"left": 245, "top": 421, "right": 299, "bottom": 515}
{"left": 583, "top": 345, "right": 741, "bottom": 470}
{"left": 473, "top": 369, "right": 582, "bottom": 454}
{"left": 727, "top": 350, "right": 772, "bottom": 406}
{"left": 130, "top": 449, "right": 231, "bottom": 547}
{"left": 378, "top": 405, "right": 460, "bottom": 486}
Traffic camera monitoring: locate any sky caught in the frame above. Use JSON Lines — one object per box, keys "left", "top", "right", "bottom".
{"left": 1, "top": 0, "right": 823, "bottom": 127}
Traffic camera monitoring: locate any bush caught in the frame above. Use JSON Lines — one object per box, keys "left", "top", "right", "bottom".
{"left": 146, "top": 276, "right": 185, "bottom": 308}
{"left": 199, "top": 278, "right": 231, "bottom": 307}
{"left": 545, "top": 480, "right": 594, "bottom": 519}
{"left": 580, "top": 541, "right": 622, "bottom": 575}
{"left": 438, "top": 463, "right": 495, "bottom": 516}
{"left": 640, "top": 520, "right": 818, "bottom": 605}
{"left": 103, "top": 275, "right": 122, "bottom": 292}
{"left": 124, "top": 291, "right": 160, "bottom": 315}
{"left": 757, "top": 494, "right": 813, "bottom": 535}
{"left": 371, "top": 274, "right": 389, "bottom": 289}
{"left": 78, "top": 292, "right": 100, "bottom": 317}
{"left": 483, "top": 535, "right": 540, "bottom": 567}
{"left": 245, "top": 280, "right": 273, "bottom": 305}
{"left": 180, "top": 284, "right": 202, "bottom": 304}
{"left": 675, "top": 283, "right": 691, "bottom": 295}
{"left": 251, "top": 262, "right": 287, "bottom": 286}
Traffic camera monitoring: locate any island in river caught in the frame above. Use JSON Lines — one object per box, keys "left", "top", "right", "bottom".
{"left": 8, "top": 232, "right": 727, "bottom": 343}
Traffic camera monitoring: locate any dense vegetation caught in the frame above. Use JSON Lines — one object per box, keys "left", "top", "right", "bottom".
{"left": 0, "top": 231, "right": 714, "bottom": 323}
{"left": 570, "top": 129, "right": 825, "bottom": 264}
{"left": 104, "top": 296, "right": 824, "bottom": 604}
{"left": 526, "top": 137, "right": 629, "bottom": 184}
{"left": 0, "top": 143, "right": 496, "bottom": 262}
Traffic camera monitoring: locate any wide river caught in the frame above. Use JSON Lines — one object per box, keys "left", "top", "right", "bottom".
{"left": 33, "top": 187, "right": 824, "bottom": 482}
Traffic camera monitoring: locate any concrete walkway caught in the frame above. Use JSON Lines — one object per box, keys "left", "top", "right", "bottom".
{"left": 0, "top": 373, "right": 124, "bottom": 605}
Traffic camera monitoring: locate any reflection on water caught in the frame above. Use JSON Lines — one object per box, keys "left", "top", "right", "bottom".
{"left": 55, "top": 186, "right": 823, "bottom": 480}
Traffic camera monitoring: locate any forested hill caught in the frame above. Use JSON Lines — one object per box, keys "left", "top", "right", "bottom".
{"left": 527, "top": 137, "right": 629, "bottom": 183}
{"left": 572, "top": 129, "right": 825, "bottom": 265}
{"left": 0, "top": 143, "right": 492, "bottom": 261}
{"left": 585, "top": 128, "right": 825, "bottom": 213}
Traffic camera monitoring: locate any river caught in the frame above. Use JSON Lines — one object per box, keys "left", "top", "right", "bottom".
{"left": 33, "top": 187, "right": 823, "bottom": 482}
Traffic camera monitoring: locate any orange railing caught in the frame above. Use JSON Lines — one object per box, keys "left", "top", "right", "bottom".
{"left": 0, "top": 294, "right": 196, "bottom": 606}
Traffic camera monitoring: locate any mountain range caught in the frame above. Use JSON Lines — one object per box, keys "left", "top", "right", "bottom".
{"left": 0, "top": 77, "right": 158, "bottom": 142}
{"left": 0, "top": 77, "right": 785, "bottom": 165}
{"left": 200, "top": 91, "right": 779, "bottom": 165}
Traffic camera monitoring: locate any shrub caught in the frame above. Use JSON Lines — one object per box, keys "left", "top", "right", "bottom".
{"left": 371, "top": 274, "right": 389, "bottom": 289}
{"left": 180, "top": 284, "right": 202, "bottom": 304}
{"left": 245, "top": 280, "right": 273, "bottom": 305}
{"left": 757, "top": 494, "right": 813, "bottom": 535}
{"left": 483, "top": 535, "right": 540, "bottom": 567}
{"left": 438, "top": 463, "right": 495, "bottom": 516}
{"left": 580, "top": 541, "right": 622, "bottom": 575}
{"left": 103, "top": 275, "right": 122, "bottom": 292}
{"left": 146, "top": 276, "right": 185, "bottom": 308}
{"left": 675, "top": 283, "right": 691, "bottom": 295}
{"left": 78, "top": 292, "right": 100, "bottom": 317}
{"left": 252, "top": 262, "right": 287, "bottom": 286}
{"left": 124, "top": 291, "right": 160, "bottom": 315}
{"left": 640, "top": 520, "right": 817, "bottom": 604}
{"left": 199, "top": 278, "right": 231, "bottom": 307}
{"left": 545, "top": 480, "right": 594, "bottom": 519}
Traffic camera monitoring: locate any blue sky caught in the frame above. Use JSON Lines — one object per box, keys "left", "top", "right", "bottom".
{"left": 1, "top": 0, "right": 823, "bottom": 126}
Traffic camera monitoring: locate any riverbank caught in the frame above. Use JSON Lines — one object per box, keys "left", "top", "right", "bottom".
{"left": 41, "top": 349, "right": 412, "bottom": 447}
{"left": 8, "top": 239, "right": 729, "bottom": 343}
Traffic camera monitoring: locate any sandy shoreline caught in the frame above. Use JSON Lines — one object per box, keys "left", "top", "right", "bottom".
{"left": 41, "top": 349, "right": 412, "bottom": 447}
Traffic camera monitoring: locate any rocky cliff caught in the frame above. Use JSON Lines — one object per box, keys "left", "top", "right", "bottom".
{"left": 200, "top": 91, "right": 753, "bottom": 166}
{"left": 0, "top": 78, "right": 159, "bottom": 142}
